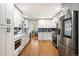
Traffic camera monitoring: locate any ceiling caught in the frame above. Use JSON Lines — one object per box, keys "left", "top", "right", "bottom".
{"left": 15, "top": 3, "right": 63, "bottom": 19}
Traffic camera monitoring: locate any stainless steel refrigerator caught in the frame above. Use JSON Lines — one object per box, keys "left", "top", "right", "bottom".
{"left": 58, "top": 11, "right": 78, "bottom": 56}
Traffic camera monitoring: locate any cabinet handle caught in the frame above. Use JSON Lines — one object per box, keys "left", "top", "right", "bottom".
{"left": 7, "top": 18, "right": 11, "bottom": 24}
{"left": 7, "top": 27, "right": 11, "bottom": 32}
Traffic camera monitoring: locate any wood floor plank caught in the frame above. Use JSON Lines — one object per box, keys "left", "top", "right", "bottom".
{"left": 19, "top": 37, "right": 59, "bottom": 56}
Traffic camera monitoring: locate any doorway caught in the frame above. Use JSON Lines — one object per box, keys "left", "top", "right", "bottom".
{"left": 30, "top": 20, "right": 38, "bottom": 40}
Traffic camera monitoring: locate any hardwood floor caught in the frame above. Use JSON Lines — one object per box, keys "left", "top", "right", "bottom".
{"left": 19, "top": 37, "right": 59, "bottom": 56}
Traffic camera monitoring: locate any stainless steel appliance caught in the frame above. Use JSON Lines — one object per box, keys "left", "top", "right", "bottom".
{"left": 15, "top": 39, "right": 21, "bottom": 50}
{"left": 52, "top": 28, "right": 58, "bottom": 48}
{"left": 58, "top": 11, "right": 78, "bottom": 56}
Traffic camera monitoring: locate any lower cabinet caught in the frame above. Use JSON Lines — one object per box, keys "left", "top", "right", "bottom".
{"left": 14, "top": 33, "right": 30, "bottom": 56}
{"left": 0, "top": 25, "right": 14, "bottom": 56}
{"left": 5, "top": 26, "right": 14, "bottom": 56}
{"left": 38, "top": 32, "right": 52, "bottom": 42}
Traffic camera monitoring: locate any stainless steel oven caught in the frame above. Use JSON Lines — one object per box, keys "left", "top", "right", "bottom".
{"left": 15, "top": 39, "right": 21, "bottom": 50}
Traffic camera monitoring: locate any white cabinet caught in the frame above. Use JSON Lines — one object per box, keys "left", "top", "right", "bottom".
{"left": 0, "top": 26, "right": 6, "bottom": 56}
{"left": 0, "top": 3, "right": 14, "bottom": 56}
{"left": 38, "top": 20, "right": 52, "bottom": 28}
{"left": 5, "top": 26, "right": 14, "bottom": 56}
{"left": 38, "top": 32, "right": 52, "bottom": 41}
{"left": 0, "top": 4, "right": 6, "bottom": 25}
{"left": 14, "top": 7, "right": 23, "bottom": 27}
{"left": 25, "top": 34, "right": 30, "bottom": 45}
{"left": 0, "top": 4, "right": 14, "bottom": 25}
{"left": 22, "top": 34, "right": 29, "bottom": 48}
{"left": 22, "top": 35, "right": 26, "bottom": 46}
{"left": 6, "top": 4, "right": 14, "bottom": 26}
{"left": 0, "top": 25, "right": 14, "bottom": 56}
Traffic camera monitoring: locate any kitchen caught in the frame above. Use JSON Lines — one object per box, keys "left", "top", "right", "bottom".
{"left": 0, "top": 3, "right": 79, "bottom": 56}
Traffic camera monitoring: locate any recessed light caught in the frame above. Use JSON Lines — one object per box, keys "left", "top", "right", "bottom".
{"left": 56, "top": 7, "right": 61, "bottom": 10}
{"left": 22, "top": 7, "right": 26, "bottom": 10}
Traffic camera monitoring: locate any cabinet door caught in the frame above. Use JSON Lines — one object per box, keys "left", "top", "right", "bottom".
{"left": 6, "top": 4, "right": 14, "bottom": 26}
{"left": 0, "top": 26, "right": 6, "bottom": 56}
{"left": 5, "top": 26, "right": 14, "bottom": 56}
{"left": 0, "top": 4, "right": 6, "bottom": 25}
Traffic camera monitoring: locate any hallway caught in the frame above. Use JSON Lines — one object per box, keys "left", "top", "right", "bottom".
{"left": 19, "top": 37, "right": 59, "bottom": 56}
{"left": 0, "top": 3, "right": 79, "bottom": 56}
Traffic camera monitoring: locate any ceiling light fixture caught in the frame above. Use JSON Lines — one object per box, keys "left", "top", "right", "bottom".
{"left": 56, "top": 7, "right": 61, "bottom": 10}
{"left": 22, "top": 7, "right": 26, "bottom": 10}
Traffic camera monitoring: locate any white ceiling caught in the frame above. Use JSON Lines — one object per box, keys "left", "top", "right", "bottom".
{"left": 15, "top": 3, "right": 62, "bottom": 19}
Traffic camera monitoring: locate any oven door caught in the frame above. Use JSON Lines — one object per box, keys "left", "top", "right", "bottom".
{"left": 15, "top": 39, "right": 21, "bottom": 50}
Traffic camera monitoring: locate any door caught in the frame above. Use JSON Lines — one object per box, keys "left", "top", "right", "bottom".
{"left": 5, "top": 26, "right": 14, "bottom": 56}
{"left": 0, "top": 3, "right": 6, "bottom": 25}
{"left": 0, "top": 25, "right": 6, "bottom": 56}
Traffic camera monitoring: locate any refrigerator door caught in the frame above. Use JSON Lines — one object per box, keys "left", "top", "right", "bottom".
{"left": 72, "top": 11, "right": 78, "bottom": 51}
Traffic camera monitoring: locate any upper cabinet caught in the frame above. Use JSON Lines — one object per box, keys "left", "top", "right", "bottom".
{"left": 38, "top": 20, "right": 52, "bottom": 28}
{"left": 0, "top": 4, "right": 6, "bottom": 25}
{"left": 0, "top": 3, "right": 14, "bottom": 25}
{"left": 6, "top": 4, "right": 14, "bottom": 26}
{"left": 14, "top": 6, "right": 24, "bottom": 27}
{"left": 23, "top": 20, "right": 29, "bottom": 28}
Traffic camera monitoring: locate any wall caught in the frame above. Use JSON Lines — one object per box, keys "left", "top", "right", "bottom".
{"left": 62, "top": 3, "right": 79, "bottom": 55}
{"left": 51, "top": 3, "right": 79, "bottom": 48}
